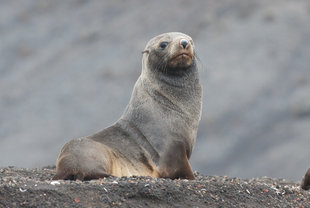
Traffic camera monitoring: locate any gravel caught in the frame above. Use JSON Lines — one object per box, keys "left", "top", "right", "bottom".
{"left": 1, "top": 167, "right": 309, "bottom": 208}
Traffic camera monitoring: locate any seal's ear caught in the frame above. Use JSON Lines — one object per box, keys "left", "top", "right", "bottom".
{"left": 142, "top": 50, "right": 149, "bottom": 54}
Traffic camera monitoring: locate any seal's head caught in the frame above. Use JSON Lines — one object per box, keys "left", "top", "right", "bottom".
{"left": 142, "top": 32, "right": 196, "bottom": 76}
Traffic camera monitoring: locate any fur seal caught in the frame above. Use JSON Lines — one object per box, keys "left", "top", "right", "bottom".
{"left": 301, "top": 167, "right": 310, "bottom": 190}
{"left": 53, "top": 32, "right": 202, "bottom": 180}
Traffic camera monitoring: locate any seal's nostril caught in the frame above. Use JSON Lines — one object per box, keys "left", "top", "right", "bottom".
{"left": 180, "top": 39, "right": 188, "bottom": 49}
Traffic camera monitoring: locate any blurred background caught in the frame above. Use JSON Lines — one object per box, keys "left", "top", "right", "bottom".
{"left": 1, "top": 0, "right": 309, "bottom": 181}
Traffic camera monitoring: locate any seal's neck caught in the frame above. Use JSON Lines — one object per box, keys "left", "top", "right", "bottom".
{"left": 142, "top": 62, "right": 200, "bottom": 89}
{"left": 140, "top": 63, "right": 202, "bottom": 124}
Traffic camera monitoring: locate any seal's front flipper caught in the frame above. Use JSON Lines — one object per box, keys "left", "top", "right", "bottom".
{"left": 159, "top": 141, "right": 195, "bottom": 180}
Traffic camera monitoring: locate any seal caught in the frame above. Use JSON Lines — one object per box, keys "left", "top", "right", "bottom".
{"left": 53, "top": 32, "right": 202, "bottom": 180}
{"left": 301, "top": 167, "right": 310, "bottom": 190}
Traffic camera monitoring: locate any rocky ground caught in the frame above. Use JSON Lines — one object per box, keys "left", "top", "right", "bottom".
{"left": 0, "top": 167, "right": 309, "bottom": 208}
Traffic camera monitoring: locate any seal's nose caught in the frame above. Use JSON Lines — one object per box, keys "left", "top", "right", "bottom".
{"left": 180, "top": 39, "right": 188, "bottom": 49}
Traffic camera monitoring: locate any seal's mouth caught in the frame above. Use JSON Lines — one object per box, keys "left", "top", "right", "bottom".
{"left": 168, "top": 51, "right": 194, "bottom": 69}
{"left": 171, "top": 53, "right": 192, "bottom": 60}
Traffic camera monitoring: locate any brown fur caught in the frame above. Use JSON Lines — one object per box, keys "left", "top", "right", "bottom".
{"left": 53, "top": 32, "right": 202, "bottom": 180}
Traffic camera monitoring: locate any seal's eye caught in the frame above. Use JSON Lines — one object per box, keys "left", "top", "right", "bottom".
{"left": 159, "top": 41, "right": 168, "bottom": 49}
{"left": 190, "top": 40, "right": 194, "bottom": 45}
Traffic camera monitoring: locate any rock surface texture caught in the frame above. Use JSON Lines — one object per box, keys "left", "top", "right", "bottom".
{"left": 0, "top": 167, "right": 310, "bottom": 208}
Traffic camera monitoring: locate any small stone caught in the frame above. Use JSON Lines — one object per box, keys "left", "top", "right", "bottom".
{"left": 74, "top": 198, "right": 80, "bottom": 203}
{"left": 19, "top": 187, "right": 27, "bottom": 192}
{"left": 50, "top": 181, "right": 61, "bottom": 185}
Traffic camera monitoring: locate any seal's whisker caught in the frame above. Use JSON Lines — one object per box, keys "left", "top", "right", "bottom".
{"left": 194, "top": 52, "right": 205, "bottom": 73}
